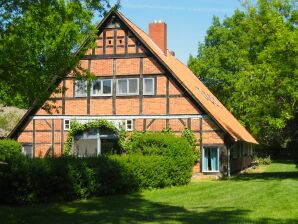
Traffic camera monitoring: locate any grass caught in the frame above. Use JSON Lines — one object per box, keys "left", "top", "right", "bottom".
{"left": 1, "top": 160, "right": 298, "bottom": 224}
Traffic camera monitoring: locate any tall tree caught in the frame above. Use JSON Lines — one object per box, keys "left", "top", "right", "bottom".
{"left": 0, "top": 0, "right": 117, "bottom": 108}
{"left": 188, "top": 0, "right": 298, "bottom": 148}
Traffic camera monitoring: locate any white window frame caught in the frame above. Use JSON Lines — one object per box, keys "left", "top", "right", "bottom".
{"left": 202, "top": 147, "right": 220, "bottom": 173}
{"left": 91, "top": 79, "right": 112, "bottom": 96}
{"left": 74, "top": 80, "right": 87, "bottom": 97}
{"left": 125, "top": 120, "right": 133, "bottom": 131}
{"left": 143, "top": 77, "right": 155, "bottom": 95}
{"left": 116, "top": 78, "right": 139, "bottom": 96}
{"left": 64, "top": 119, "right": 71, "bottom": 130}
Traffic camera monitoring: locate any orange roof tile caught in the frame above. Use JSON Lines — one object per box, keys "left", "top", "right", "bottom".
{"left": 118, "top": 12, "right": 258, "bottom": 144}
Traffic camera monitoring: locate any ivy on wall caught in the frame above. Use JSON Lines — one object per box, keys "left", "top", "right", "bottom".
{"left": 64, "top": 119, "right": 120, "bottom": 155}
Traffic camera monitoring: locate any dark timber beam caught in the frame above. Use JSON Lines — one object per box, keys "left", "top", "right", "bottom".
{"left": 33, "top": 119, "right": 36, "bottom": 158}
{"left": 61, "top": 119, "right": 64, "bottom": 155}
{"left": 143, "top": 119, "right": 147, "bottom": 132}
{"left": 103, "top": 30, "right": 106, "bottom": 55}
{"left": 200, "top": 117, "right": 203, "bottom": 152}
{"left": 139, "top": 58, "right": 143, "bottom": 114}
{"left": 44, "top": 120, "right": 52, "bottom": 129}
{"left": 82, "top": 53, "right": 147, "bottom": 60}
{"left": 51, "top": 119, "right": 55, "bottom": 156}
{"left": 166, "top": 77, "right": 170, "bottom": 128}
{"left": 178, "top": 118, "right": 186, "bottom": 127}
{"left": 112, "top": 59, "right": 116, "bottom": 115}
{"left": 62, "top": 80, "right": 66, "bottom": 114}
{"left": 87, "top": 60, "right": 91, "bottom": 115}
{"left": 146, "top": 119, "right": 156, "bottom": 129}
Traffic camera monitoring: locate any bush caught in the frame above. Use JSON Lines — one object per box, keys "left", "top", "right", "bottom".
{"left": 0, "top": 132, "right": 196, "bottom": 205}
{"left": 121, "top": 132, "right": 195, "bottom": 186}
{"left": 253, "top": 155, "right": 272, "bottom": 165}
{"left": 0, "top": 139, "right": 22, "bottom": 162}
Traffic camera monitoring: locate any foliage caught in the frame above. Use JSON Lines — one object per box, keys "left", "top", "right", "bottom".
{"left": 253, "top": 155, "right": 272, "bottom": 165}
{"left": 0, "top": 139, "right": 22, "bottom": 161}
{"left": 0, "top": 0, "right": 118, "bottom": 108}
{"left": 122, "top": 131, "right": 193, "bottom": 157}
{"left": 182, "top": 127, "right": 199, "bottom": 157}
{"left": 0, "top": 123, "right": 196, "bottom": 205}
{"left": 1, "top": 161, "right": 298, "bottom": 223}
{"left": 188, "top": 0, "right": 298, "bottom": 148}
{"left": 0, "top": 153, "right": 194, "bottom": 205}
{"left": 64, "top": 119, "right": 121, "bottom": 155}
{"left": 120, "top": 131, "right": 196, "bottom": 185}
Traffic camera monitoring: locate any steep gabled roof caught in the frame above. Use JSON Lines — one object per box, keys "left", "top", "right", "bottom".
{"left": 9, "top": 10, "right": 258, "bottom": 144}
{"left": 116, "top": 12, "right": 258, "bottom": 144}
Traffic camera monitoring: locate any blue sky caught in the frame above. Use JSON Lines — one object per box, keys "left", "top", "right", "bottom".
{"left": 106, "top": 0, "right": 244, "bottom": 63}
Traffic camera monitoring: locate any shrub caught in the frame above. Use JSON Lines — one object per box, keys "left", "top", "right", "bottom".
{"left": 0, "top": 132, "right": 196, "bottom": 205}
{"left": 121, "top": 132, "right": 195, "bottom": 185}
{"left": 0, "top": 139, "right": 22, "bottom": 162}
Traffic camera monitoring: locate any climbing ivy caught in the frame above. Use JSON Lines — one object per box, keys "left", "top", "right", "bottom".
{"left": 64, "top": 119, "right": 121, "bottom": 155}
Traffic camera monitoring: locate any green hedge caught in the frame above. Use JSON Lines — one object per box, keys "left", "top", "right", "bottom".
{"left": 0, "top": 139, "right": 22, "bottom": 162}
{"left": 0, "top": 132, "right": 195, "bottom": 205}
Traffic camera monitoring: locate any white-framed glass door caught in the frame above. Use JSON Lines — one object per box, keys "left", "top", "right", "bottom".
{"left": 202, "top": 147, "right": 220, "bottom": 172}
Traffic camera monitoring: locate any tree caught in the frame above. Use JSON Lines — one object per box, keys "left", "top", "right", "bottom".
{"left": 0, "top": 0, "right": 118, "bottom": 108}
{"left": 188, "top": 0, "right": 298, "bottom": 148}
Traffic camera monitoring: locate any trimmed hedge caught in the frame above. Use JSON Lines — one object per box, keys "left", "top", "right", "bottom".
{"left": 0, "top": 132, "right": 195, "bottom": 205}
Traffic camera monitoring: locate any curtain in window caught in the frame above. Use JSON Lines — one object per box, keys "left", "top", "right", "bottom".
{"left": 203, "top": 148, "right": 209, "bottom": 171}
{"left": 211, "top": 148, "right": 218, "bottom": 171}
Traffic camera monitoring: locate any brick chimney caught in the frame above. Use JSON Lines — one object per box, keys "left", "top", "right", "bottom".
{"left": 149, "top": 20, "right": 167, "bottom": 54}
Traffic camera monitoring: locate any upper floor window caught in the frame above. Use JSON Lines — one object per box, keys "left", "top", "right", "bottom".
{"left": 75, "top": 80, "right": 87, "bottom": 97}
{"left": 117, "top": 78, "right": 139, "bottom": 95}
{"left": 143, "top": 78, "right": 155, "bottom": 95}
{"left": 91, "top": 79, "right": 112, "bottom": 96}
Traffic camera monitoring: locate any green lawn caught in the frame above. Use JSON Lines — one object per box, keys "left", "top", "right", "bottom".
{"left": 1, "top": 160, "right": 298, "bottom": 224}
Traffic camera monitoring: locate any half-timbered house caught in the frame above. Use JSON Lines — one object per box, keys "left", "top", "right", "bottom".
{"left": 9, "top": 10, "right": 258, "bottom": 175}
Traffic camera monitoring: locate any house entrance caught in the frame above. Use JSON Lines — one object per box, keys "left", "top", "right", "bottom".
{"left": 202, "top": 147, "right": 219, "bottom": 172}
{"left": 74, "top": 128, "right": 119, "bottom": 157}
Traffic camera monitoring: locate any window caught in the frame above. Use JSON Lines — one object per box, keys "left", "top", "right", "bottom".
{"left": 143, "top": 78, "right": 155, "bottom": 95}
{"left": 75, "top": 80, "right": 87, "bottom": 97}
{"left": 91, "top": 79, "right": 112, "bottom": 96}
{"left": 117, "top": 78, "right": 139, "bottom": 95}
{"left": 22, "top": 145, "right": 33, "bottom": 158}
{"left": 64, "top": 119, "right": 71, "bottom": 130}
{"left": 126, "top": 120, "right": 133, "bottom": 131}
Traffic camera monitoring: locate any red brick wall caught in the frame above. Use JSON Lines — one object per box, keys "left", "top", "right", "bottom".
{"left": 16, "top": 23, "right": 226, "bottom": 164}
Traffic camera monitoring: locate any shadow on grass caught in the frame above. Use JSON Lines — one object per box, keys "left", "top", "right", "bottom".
{"left": 2, "top": 193, "right": 298, "bottom": 224}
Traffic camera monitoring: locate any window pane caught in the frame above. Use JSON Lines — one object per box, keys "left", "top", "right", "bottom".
{"left": 23, "top": 145, "right": 33, "bottom": 158}
{"left": 118, "top": 79, "right": 127, "bottom": 94}
{"left": 75, "top": 80, "right": 87, "bottom": 96}
{"left": 102, "top": 80, "right": 112, "bottom": 94}
{"left": 92, "top": 80, "right": 101, "bottom": 95}
{"left": 144, "top": 78, "right": 154, "bottom": 94}
{"left": 128, "top": 79, "right": 138, "bottom": 94}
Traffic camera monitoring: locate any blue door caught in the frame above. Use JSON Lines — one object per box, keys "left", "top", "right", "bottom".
{"left": 203, "top": 147, "right": 219, "bottom": 172}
